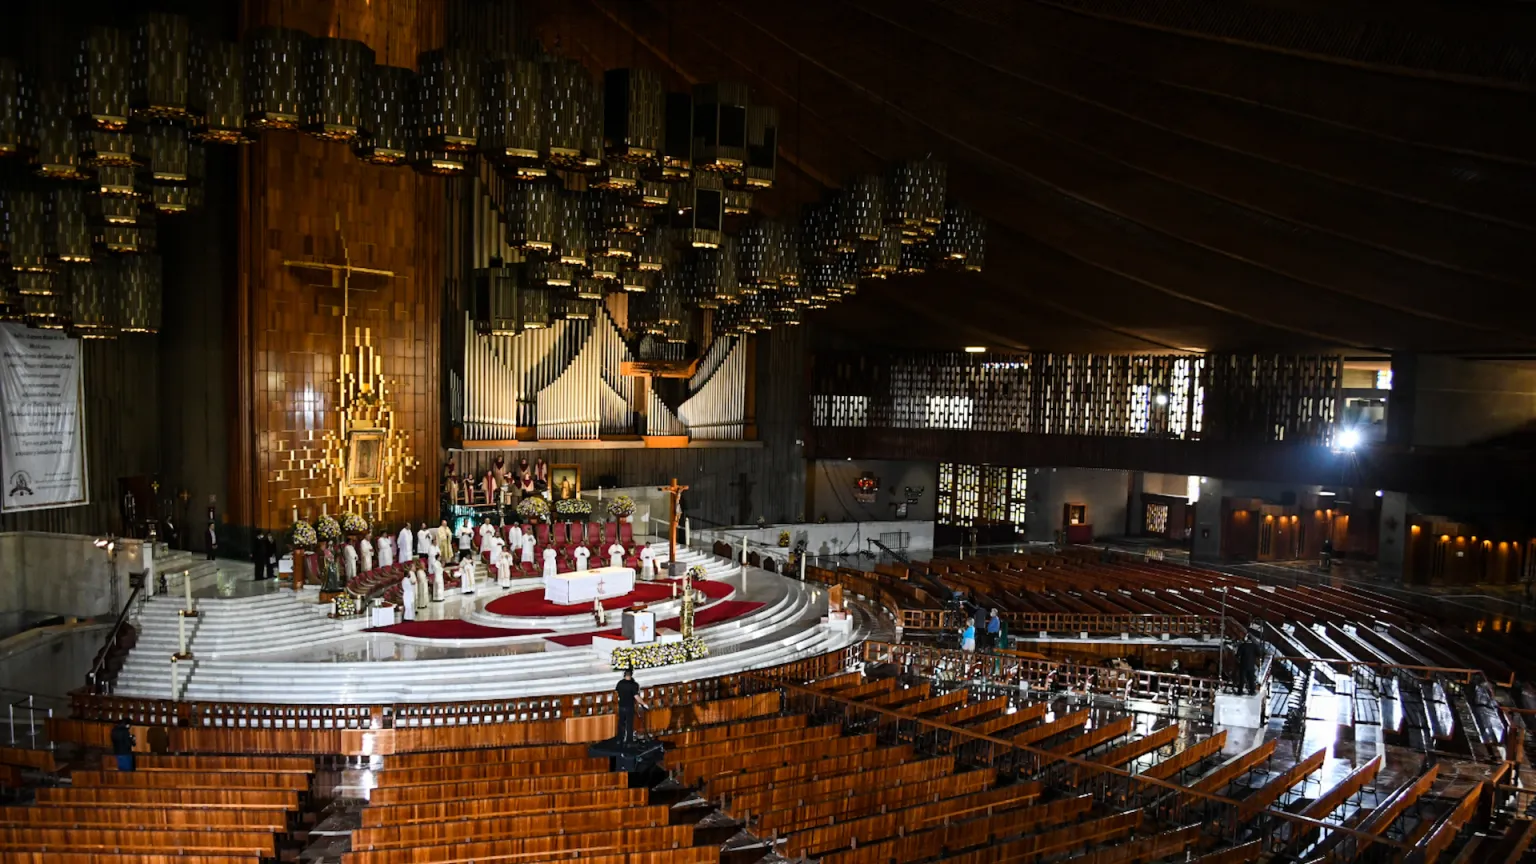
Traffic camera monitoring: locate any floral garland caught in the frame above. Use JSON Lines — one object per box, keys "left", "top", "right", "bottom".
{"left": 611, "top": 636, "right": 708, "bottom": 670}
{"left": 554, "top": 497, "right": 593, "bottom": 516}
{"left": 516, "top": 496, "right": 550, "bottom": 521}
{"left": 607, "top": 494, "right": 635, "bottom": 519}
{"left": 316, "top": 514, "right": 342, "bottom": 543}
{"left": 340, "top": 512, "right": 369, "bottom": 535}
{"left": 291, "top": 519, "right": 317, "bottom": 548}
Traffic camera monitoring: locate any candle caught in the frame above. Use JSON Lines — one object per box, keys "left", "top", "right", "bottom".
{"left": 684, "top": 518, "right": 690, "bottom": 547}
{"left": 799, "top": 554, "right": 806, "bottom": 581}
{"left": 177, "top": 612, "right": 186, "bottom": 656}
{"left": 183, "top": 570, "right": 192, "bottom": 610}
{"left": 170, "top": 657, "right": 178, "bottom": 702}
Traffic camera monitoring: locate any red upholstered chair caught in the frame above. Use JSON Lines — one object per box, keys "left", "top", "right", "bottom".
{"left": 623, "top": 554, "right": 642, "bottom": 570}
{"left": 566, "top": 522, "right": 584, "bottom": 546}
{"left": 619, "top": 521, "right": 634, "bottom": 546}
{"left": 552, "top": 523, "right": 568, "bottom": 546}
{"left": 536, "top": 523, "right": 551, "bottom": 545}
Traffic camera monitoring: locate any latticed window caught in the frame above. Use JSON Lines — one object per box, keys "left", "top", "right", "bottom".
{"left": 937, "top": 462, "right": 1029, "bottom": 532}
{"left": 1009, "top": 468, "right": 1028, "bottom": 532}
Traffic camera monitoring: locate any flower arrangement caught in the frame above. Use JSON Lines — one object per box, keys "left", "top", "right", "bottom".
{"left": 608, "top": 494, "right": 635, "bottom": 519}
{"left": 687, "top": 564, "right": 706, "bottom": 580}
{"left": 554, "top": 497, "right": 593, "bottom": 518}
{"left": 341, "top": 512, "right": 369, "bottom": 535}
{"left": 316, "top": 513, "right": 342, "bottom": 543}
{"left": 291, "top": 518, "right": 317, "bottom": 548}
{"left": 756, "top": 516, "right": 766, "bottom": 528}
{"left": 330, "top": 593, "right": 360, "bottom": 619}
{"left": 516, "top": 496, "right": 550, "bottom": 522}
{"left": 611, "top": 636, "right": 708, "bottom": 670}
{"left": 777, "top": 530, "right": 791, "bottom": 548}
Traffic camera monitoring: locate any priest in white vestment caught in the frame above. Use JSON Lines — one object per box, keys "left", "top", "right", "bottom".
{"left": 400, "top": 573, "right": 416, "bottom": 621}
{"left": 542, "top": 547, "right": 558, "bottom": 579}
{"left": 479, "top": 521, "right": 496, "bottom": 550}
{"left": 520, "top": 533, "right": 536, "bottom": 564}
{"left": 397, "top": 524, "right": 414, "bottom": 561}
{"left": 572, "top": 545, "right": 590, "bottom": 572}
{"left": 456, "top": 521, "right": 475, "bottom": 561}
{"left": 458, "top": 557, "right": 476, "bottom": 594}
{"left": 417, "top": 524, "right": 434, "bottom": 561}
{"left": 360, "top": 535, "right": 374, "bottom": 572}
{"left": 607, "top": 542, "right": 625, "bottom": 570}
{"left": 378, "top": 534, "right": 394, "bottom": 567}
{"left": 638, "top": 546, "right": 656, "bottom": 579}
{"left": 414, "top": 568, "right": 428, "bottom": 610}
{"left": 508, "top": 523, "right": 523, "bottom": 550}
{"left": 341, "top": 542, "right": 359, "bottom": 582}
{"left": 496, "top": 548, "right": 512, "bottom": 588}
{"left": 430, "top": 558, "right": 445, "bottom": 601}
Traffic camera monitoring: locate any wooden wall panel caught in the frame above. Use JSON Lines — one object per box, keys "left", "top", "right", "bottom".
{"left": 235, "top": 0, "right": 446, "bottom": 532}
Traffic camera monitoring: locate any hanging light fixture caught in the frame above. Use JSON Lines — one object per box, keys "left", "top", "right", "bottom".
{"left": 934, "top": 205, "right": 985, "bottom": 271}
{"left": 735, "top": 104, "right": 777, "bottom": 190}
{"left": 840, "top": 174, "right": 884, "bottom": 246}
{"left": 627, "top": 177, "right": 670, "bottom": 209}
{"left": 480, "top": 54, "right": 543, "bottom": 166}
{"left": 691, "top": 81, "right": 748, "bottom": 176}
{"left": 303, "top": 37, "right": 372, "bottom": 141}
{"left": 574, "top": 277, "right": 605, "bottom": 301}
{"left": 473, "top": 266, "right": 520, "bottom": 335}
{"left": 93, "top": 166, "right": 141, "bottom": 200}
{"left": 603, "top": 68, "right": 663, "bottom": 165}
{"left": 801, "top": 202, "right": 838, "bottom": 262}
{"left": 634, "top": 225, "right": 675, "bottom": 273}
{"left": 592, "top": 159, "right": 640, "bottom": 192}
{"left": 518, "top": 282, "right": 552, "bottom": 330}
{"left": 508, "top": 182, "right": 559, "bottom": 253}
{"left": 602, "top": 197, "right": 649, "bottom": 236}
{"left": 0, "top": 59, "right": 31, "bottom": 159}
{"left": 417, "top": 48, "right": 479, "bottom": 152}
{"left": 555, "top": 190, "right": 591, "bottom": 265}
{"left": 885, "top": 157, "right": 946, "bottom": 238}
{"left": 50, "top": 188, "right": 92, "bottom": 263}
{"left": 23, "top": 278, "right": 65, "bottom": 328}
{"left": 132, "top": 13, "right": 197, "bottom": 121}
{"left": 79, "top": 130, "right": 136, "bottom": 167}
{"left": 195, "top": 40, "right": 250, "bottom": 144}
{"left": 0, "top": 271, "right": 22, "bottom": 321}
{"left": 353, "top": 64, "right": 411, "bottom": 165}
{"left": 649, "top": 92, "right": 692, "bottom": 183}
{"left": 69, "top": 262, "right": 116, "bottom": 337}
{"left": 859, "top": 225, "right": 901, "bottom": 278}
{"left": 620, "top": 268, "right": 654, "bottom": 294}
{"left": 897, "top": 240, "right": 929, "bottom": 275}
{"left": 723, "top": 189, "right": 752, "bottom": 217}
{"left": 526, "top": 259, "right": 575, "bottom": 288}
{"left": 684, "top": 171, "right": 724, "bottom": 249}
{"left": 739, "top": 220, "right": 784, "bottom": 290}
{"left": 16, "top": 270, "right": 54, "bottom": 297}
{"left": 33, "top": 82, "right": 86, "bottom": 180}
{"left": 553, "top": 289, "right": 596, "bottom": 321}
{"left": 690, "top": 237, "right": 739, "bottom": 308}
{"left": 245, "top": 27, "right": 306, "bottom": 130}
{"left": 544, "top": 58, "right": 600, "bottom": 170}
{"left": 76, "top": 27, "right": 131, "bottom": 131}
{"left": 141, "top": 125, "right": 190, "bottom": 183}
{"left": 119, "top": 254, "right": 162, "bottom": 333}
{"left": 3, "top": 189, "right": 48, "bottom": 272}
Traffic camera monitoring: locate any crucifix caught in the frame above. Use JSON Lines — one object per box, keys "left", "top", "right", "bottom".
{"left": 658, "top": 477, "right": 689, "bottom": 579}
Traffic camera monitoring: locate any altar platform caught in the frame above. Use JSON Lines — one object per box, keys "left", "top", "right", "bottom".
{"left": 110, "top": 542, "right": 890, "bottom": 704}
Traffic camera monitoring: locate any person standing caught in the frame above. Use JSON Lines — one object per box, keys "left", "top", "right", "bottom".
{"left": 111, "top": 722, "right": 136, "bottom": 771}
{"left": 252, "top": 533, "right": 269, "bottom": 580}
{"left": 378, "top": 532, "right": 395, "bottom": 568}
{"left": 986, "top": 609, "right": 1002, "bottom": 652}
{"left": 961, "top": 622, "right": 977, "bottom": 652}
{"left": 417, "top": 523, "right": 434, "bottom": 562}
{"left": 456, "top": 520, "right": 474, "bottom": 562}
{"left": 360, "top": 533, "right": 374, "bottom": 572}
{"left": 206, "top": 521, "right": 218, "bottom": 561}
{"left": 397, "top": 523, "right": 414, "bottom": 562}
{"left": 400, "top": 572, "right": 417, "bottom": 622}
{"left": 616, "top": 668, "right": 646, "bottom": 746}
{"left": 437, "top": 519, "right": 454, "bottom": 564}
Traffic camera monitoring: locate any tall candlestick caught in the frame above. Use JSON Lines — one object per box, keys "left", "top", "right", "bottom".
{"left": 684, "top": 518, "right": 690, "bottom": 547}
{"left": 740, "top": 538, "right": 748, "bottom": 565}
{"left": 183, "top": 570, "right": 192, "bottom": 611}
{"left": 178, "top": 612, "right": 187, "bottom": 656}
{"left": 170, "top": 658, "right": 178, "bottom": 701}
{"left": 799, "top": 553, "right": 806, "bottom": 581}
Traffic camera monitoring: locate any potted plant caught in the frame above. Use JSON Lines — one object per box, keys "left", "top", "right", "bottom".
{"left": 555, "top": 497, "right": 593, "bottom": 523}
{"left": 608, "top": 494, "right": 635, "bottom": 521}
{"left": 516, "top": 495, "right": 550, "bottom": 524}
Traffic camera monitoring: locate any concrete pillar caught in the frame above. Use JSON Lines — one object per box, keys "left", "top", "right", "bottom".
{"left": 1024, "top": 469, "right": 1055, "bottom": 544}
{"left": 1191, "top": 478, "right": 1223, "bottom": 562}
{"left": 1376, "top": 491, "right": 1409, "bottom": 582}
{"left": 1126, "top": 472, "right": 1145, "bottom": 537}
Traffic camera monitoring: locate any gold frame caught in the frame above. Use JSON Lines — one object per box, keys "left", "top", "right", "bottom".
{"left": 343, "top": 428, "right": 388, "bottom": 496}
{"left": 550, "top": 464, "right": 581, "bottom": 499}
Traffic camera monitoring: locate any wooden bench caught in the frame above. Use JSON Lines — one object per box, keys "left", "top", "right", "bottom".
{"left": 340, "top": 824, "right": 696, "bottom": 864}
{"left": 368, "top": 771, "right": 630, "bottom": 805}
{"left": 0, "top": 805, "right": 287, "bottom": 831}
{"left": 1191, "top": 840, "right": 1262, "bottom": 864}
{"left": 352, "top": 805, "right": 672, "bottom": 850}
{"left": 71, "top": 770, "right": 312, "bottom": 791}
{"left": 98, "top": 754, "right": 315, "bottom": 774}
{"left": 758, "top": 771, "right": 1002, "bottom": 834}
{"left": 1419, "top": 783, "right": 1485, "bottom": 864}
{"left": 362, "top": 788, "right": 648, "bottom": 827}
{"left": 1353, "top": 765, "right": 1439, "bottom": 840}
{"left": 905, "top": 689, "right": 970, "bottom": 716}
{"left": 381, "top": 743, "right": 592, "bottom": 769}
{"left": 1065, "top": 823, "right": 1200, "bottom": 864}
{"left": 933, "top": 695, "right": 1010, "bottom": 727}
{"left": 725, "top": 756, "right": 957, "bottom": 818}
{"left": 1238, "top": 747, "right": 1326, "bottom": 820}
{"left": 709, "top": 746, "right": 916, "bottom": 796}
{"left": 1, "top": 854, "right": 256, "bottom": 864}
{"left": 867, "top": 682, "right": 931, "bottom": 708}
{"left": 35, "top": 787, "right": 297, "bottom": 811}
{"left": 783, "top": 784, "right": 1040, "bottom": 858}
{"left": 669, "top": 725, "right": 842, "bottom": 765}
{"left": 659, "top": 715, "right": 808, "bottom": 748}
{"left": 828, "top": 797, "right": 1098, "bottom": 864}
{"left": 1141, "top": 731, "right": 1228, "bottom": 782}
{"left": 372, "top": 757, "right": 612, "bottom": 787}
{"left": 1073, "top": 723, "right": 1179, "bottom": 786}
{"left": 1285, "top": 755, "right": 1384, "bottom": 851}
{"left": 969, "top": 701, "right": 1049, "bottom": 737}
{"left": 1049, "top": 715, "right": 1133, "bottom": 756}
{"left": 0, "top": 748, "right": 58, "bottom": 773}
{"left": 938, "top": 809, "right": 1141, "bottom": 864}
{"left": 0, "top": 826, "right": 274, "bottom": 856}
{"left": 1190, "top": 740, "right": 1278, "bottom": 796}
{"left": 1011, "top": 708, "right": 1090, "bottom": 747}
{"left": 808, "top": 672, "right": 864, "bottom": 692}
{"left": 680, "top": 732, "right": 877, "bottom": 783}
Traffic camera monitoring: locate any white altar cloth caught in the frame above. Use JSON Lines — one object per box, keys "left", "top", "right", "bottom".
{"left": 543, "top": 565, "right": 636, "bottom": 606}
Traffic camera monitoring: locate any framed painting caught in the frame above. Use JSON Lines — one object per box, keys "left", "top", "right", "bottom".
{"left": 550, "top": 464, "right": 581, "bottom": 501}
{"left": 343, "top": 428, "right": 387, "bottom": 496}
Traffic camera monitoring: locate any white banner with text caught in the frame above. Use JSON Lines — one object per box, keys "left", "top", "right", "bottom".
{"left": 0, "top": 323, "right": 87, "bottom": 513}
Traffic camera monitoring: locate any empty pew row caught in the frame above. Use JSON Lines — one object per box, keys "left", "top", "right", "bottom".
{"left": 724, "top": 756, "right": 958, "bottom": 821}
{"left": 1140, "top": 731, "right": 1229, "bottom": 782}
{"left": 0, "top": 805, "right": 288, "bottom": 831}
{"left": 782, "top": 784, "right": 1042, "bottom": 857}
{"left": 368, "top": 771, "right": 631, "bottom": 806}
{"left": 362, "top": 788, "right": 650, "bottom": 828}
{"left": 72, "top": 769, "right": 311, "bottom": 791}
{"left": 1238, "top": 747, "right": 1327, "bottom": 820}
{"left": 755, "top": 771, "right": 1003, "bottom": 834}
{"left": 819, "top": 796, "right": 1101, "bottom": 864}
{"left": 352, "top": 806, "right": 674, "bottom": 851}
{"left": 1073, "top": 723, "right": 1179, "bottom": 785}
{"left": 369, "top": 756, "right": 613, "bottom": 788}
{"left": 98, "top": 753, "right": 315, "bottom": 773}
{"left": 342, "top": 826, "right": 701, "bottom": 864}
{"left": 0, "top": 827, "right": 275, "bottom": 857}
{"left": 678, "top": 732, "right": 880, "bottom": 784}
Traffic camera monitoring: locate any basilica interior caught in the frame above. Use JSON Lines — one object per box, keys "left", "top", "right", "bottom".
{"left": 0, "top": 0, "right": 1533, "bottom": 861}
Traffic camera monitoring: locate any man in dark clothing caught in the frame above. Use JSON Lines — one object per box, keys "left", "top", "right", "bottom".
{"left": 616, "top": 669, "right": 644, "bottom": 746}
{"left": 252, "top": 533, "right": 269, "bottom": 580}
{"left": 111, "top": 722, "right": 135, "bottom": 771}
{"left": 1235, "top": 639, "right": 1261, "bottom": 695}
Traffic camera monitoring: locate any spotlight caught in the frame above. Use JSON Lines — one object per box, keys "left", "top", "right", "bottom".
{"left": 1375, "top": 490, "right": 1384, "bottom": 498}
{"left": 1154, "top": 393, "right": 1169, "bottom": 406}
{"left": 1336, "top": 428, "right": 1362, "bottom": 451}
{"left": 964, "top": 346, "right": 986, "bottom": 353}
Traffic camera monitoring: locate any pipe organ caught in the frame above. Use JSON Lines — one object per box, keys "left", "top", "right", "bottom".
{"left": 678, "top": 337, "right": 748, "bottom": 441}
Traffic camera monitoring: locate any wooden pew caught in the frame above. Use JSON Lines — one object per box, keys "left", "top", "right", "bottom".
{"left": 1352, "top": 765, "right": 1439, "bottom": 841}
{"left": 35, "top": 787, "right": 297, "bottom": 811}
{"left": 658, "top": 715, "right": 807, "bottom": 748}
{"left": 709, "top": 746, "right": 916, "bottom": 796}
{"left": 71, "top": 769, "right": 311, "bottom": 791}
{"left": 758, "top": 772, "right": 1006, "bottom": 834}
{"left": 1049, "top": 715, "right": 1134, "bottom": 757}
{"left": 1238, "top": 747, "right": 1327, "bottom": 820}
{"left": 0, "top": 805, "right": 287, "bottom": 831}
{"left": 905, "top": 689, "right": 970, "bottom": 716}
{"left": 351, "top": 806, "right": 674, "bottom": 851}
{"left": 868, "top": 682, "right": 931, "bottom": 708}
{"left": 1285, "top": 755, "right": 1384, "bottom": 851}
{"left": 669, "top": 725, "right": 842, "bottom": 765}
{"left": 0, "top": 826, "right": 273, "bottom": 855}
{"left": 1192, "top": 840, "right": 1263, "bottom": 864}
{"left": 1, "top": 854, "right": 256, "bottom": 864}
{"left": 821, "top": 796, "right": 1093, "bottom": 864}
{"left": 1190, "top": 740, "right": 1278, "bottom": 796}
{"left": 362, "top": 788, "right": 647, "bottom": 827}
{"left": 1141, "top": 731, "right": 1228, "bottom": 782}
{"left": 341, "top": 825, "right": 696, "bottom": 864}
{"left": 783, "top": 785, "right": 1040, "bottom": 858}
{"left": 99, "top": 754, "right": 314, "bottom": 774}
{"left": 970, "top": 701, "right": 1049, "bottom": 737}
{"left": 834, "top": 678, "right": 900, "bottom": 701}
{"left": 0, "top": 765, "right": 20, "bottom": 788}
{"left": 725, "top": 756, "right": 956, "bottom": 818}
{"left": 933, "top": 695, "right": 1010, "bottom": 726}
{"left": 809, "top": 672, "right": 864, "bottom": 692}
{"left": 368, "top": 771, "right": 629, "bottom": 805}
{"left": 380, "top": 742, "right": 591, "bottom": 769}
{"left": 1012, "top": 708, "right": 1091, "bottom": 747}
{"left": 1487, "top": 818, "right": 1536, "bottom": 864}
{"left": 934, "top": 809, "right": 1141, "bottom": 864}
{"left": 1418, "top": 783, "right": 1485, "bottom": 864}
{"left": 371, "top": 757, "right": 613, "bottom": 787}
{"left": 681, "top": 732, "right": 878, "bottom": 783}
{"left": 0, "top": 748, "right": 58, "bottom": 773}
{"left": 1073, "top": 723, "right": 1179, "bottom": 785}
{"left": 1066, "top": 824, "right": 1201, "bottom": 864}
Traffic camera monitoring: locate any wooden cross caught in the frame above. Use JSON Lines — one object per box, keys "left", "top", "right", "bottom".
{"left": 658, "top": 477, "right": 690, "bottom": 577}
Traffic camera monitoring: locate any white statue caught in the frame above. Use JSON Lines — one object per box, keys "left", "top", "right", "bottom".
{"left": 572, "top": 545, "right": 590, "bottom": 572}
{"left": 400, "top": 573, "right": 416, "bottom": 621}
{"left": 607, "top": 542, "right": 625, "bottom": 570}
{"left": 378, "top": 534, "right": 394, "bottom": 568}
{"left": 397, "top": 524, "right": 414, "bottom": 560}
{"left": 542, "top": 547, "right": 558, "bottom": 579}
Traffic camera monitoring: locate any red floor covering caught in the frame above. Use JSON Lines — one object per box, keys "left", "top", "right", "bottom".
{"left": 484, "top": 580, "right": 732, "bottom": 617}
{"left": 543, "top": 600, "right": 765, "bottom": 647}
{"left": 365, "top": 620, "right": 554, "bottom": 639}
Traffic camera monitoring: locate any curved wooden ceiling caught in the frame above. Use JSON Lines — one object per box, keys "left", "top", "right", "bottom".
{"left": 532, "top": 0, "right": 1536, "bottom": 355}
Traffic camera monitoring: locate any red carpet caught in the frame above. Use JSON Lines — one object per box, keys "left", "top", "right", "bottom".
{"left": 365, "top": 620, "right": 553, "bottom": 639}
{"left": 485, "top": 582, "right": 675, "bottom": 617}
{"left": 543, "top": 600, "right": 765, "bottom": 647}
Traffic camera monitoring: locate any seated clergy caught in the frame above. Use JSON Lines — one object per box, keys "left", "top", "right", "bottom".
{"left": 521, "top": 533, "right": 536, "bottom": 564}
{"left": 572, "top": 545, "right": 591, "bottom": 572}
{"left": 542, "top": 547, "right": 559, "bottom": 579}
{"left": 608, "top": 542, "right": 625, "bottom": 570}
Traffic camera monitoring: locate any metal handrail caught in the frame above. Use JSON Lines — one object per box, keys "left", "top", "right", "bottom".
{"left": 86, "top": 583, "right": 143, "bottom": 696}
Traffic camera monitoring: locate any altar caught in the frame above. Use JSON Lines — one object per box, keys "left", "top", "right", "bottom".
{"left": 543, "top": 566, "right": 636, "bottom": 606}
